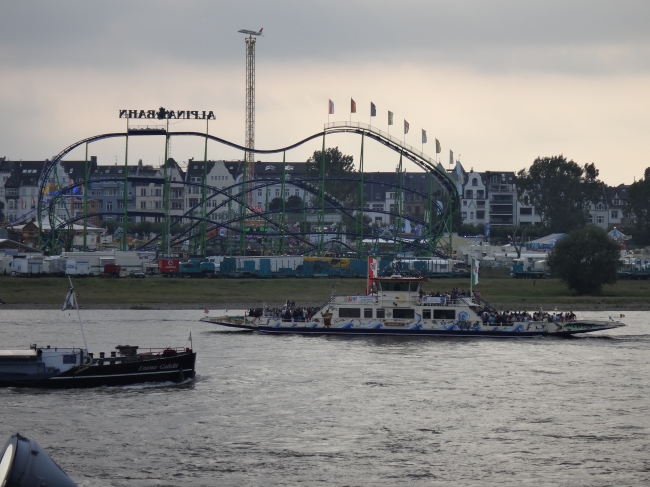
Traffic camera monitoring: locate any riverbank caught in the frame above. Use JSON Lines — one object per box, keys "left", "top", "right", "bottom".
{"left": 1, "top": 276, "right": 649, "bottom": 311}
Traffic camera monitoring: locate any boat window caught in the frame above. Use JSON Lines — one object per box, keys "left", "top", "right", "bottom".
{"left": 409, "top": 282, "right": 420, "bottom": 292}
{"left": 393, "top": 308, "right": 415, "bottom": 319}
{"left": 422, "top": 309, "right": 431, "bottom": 320}
{"left": 339, "top": 308, "right": 361, "bottom": 318}
{"left": 376, "top": 308, "right": 386, "bottom": 318}
{"left": 62, "top": 354, "right": 76, "bottom": 364}
{"left": 382, "top": 282, "right": 409, "bottom": 292}
{"left": 434, "top": 309, "right": 456, "bottom": 320}
{"left": 364, "top": 308, "right": 373, "bottom": 318}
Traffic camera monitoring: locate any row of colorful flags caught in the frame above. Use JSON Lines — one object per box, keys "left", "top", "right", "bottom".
{"left": 328, "top": 99, "right": 448, "bottom": 159}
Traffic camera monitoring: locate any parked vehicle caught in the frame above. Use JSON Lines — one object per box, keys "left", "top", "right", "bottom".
{"left": 129, "top": 270, "right": 146, "bottom": 278}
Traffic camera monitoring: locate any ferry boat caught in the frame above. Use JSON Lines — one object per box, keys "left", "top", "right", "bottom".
{"left": 202, "top": 275, "right": 625, "bottom": 337}
{"left": 0, "top": 345, "right": 196, "bottom": 388}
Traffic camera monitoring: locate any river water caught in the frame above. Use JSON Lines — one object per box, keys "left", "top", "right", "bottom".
{"left": 0, "top": 309, "right": 648, "bottom": 486}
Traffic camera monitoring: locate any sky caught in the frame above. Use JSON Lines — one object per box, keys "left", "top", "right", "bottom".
{"left": 1, "top": 0, "right": 649, "bottom": 184}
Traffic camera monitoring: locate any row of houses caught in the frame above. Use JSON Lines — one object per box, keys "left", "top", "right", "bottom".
{"left": 0, "top": 156, "right": 632, "bottom": 231}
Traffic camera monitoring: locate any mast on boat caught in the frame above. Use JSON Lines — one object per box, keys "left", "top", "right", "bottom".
{"left": 64, "top": 276, "right": 89, "bottom": 352}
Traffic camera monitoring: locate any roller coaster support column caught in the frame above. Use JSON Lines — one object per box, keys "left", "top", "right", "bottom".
{"left": 200, "top": 119, "right": 209, "bottom": 257}
{"left": 318, "top": 133, "right": 326, "bottom": 256}
{"left": 162, "top": 119, "right": 171, "bottom": 255}
{"left": 239, "top": 156, "right": 247, "bottom": 255}
{"left": 356, "top": 133, "right": 365, "bottom": 258}
{"left": 122, "top": 119, "right": 129, "bottom": 251}
{"left": 427, "top": 173, "right": 433, "bottom": 256}
{"left": 83, "top": 142, "right": 89, "bottom": 251}
{"left": 227, "top": 189, "right": 233, "bottom": 256}
{"left": 394, "top": 152, "right": 404, "bottom": 254}
{"left": 279, "top": 151, "right": 286, "bottom": 254}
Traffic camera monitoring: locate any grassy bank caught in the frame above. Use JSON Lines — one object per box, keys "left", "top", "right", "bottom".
{"left": 1, "top": 275, "right": 649, "bottom": 310}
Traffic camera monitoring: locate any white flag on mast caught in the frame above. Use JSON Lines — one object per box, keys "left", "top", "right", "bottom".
{"left": 471, "top": 259, "right": 479, "bottom": 286}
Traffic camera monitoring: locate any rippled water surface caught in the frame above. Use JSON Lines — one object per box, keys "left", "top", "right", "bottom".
{"left": 1, "top": 309, "right": 649, "bottom": 486}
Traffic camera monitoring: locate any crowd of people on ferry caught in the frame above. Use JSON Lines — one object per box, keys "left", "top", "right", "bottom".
{"left": 418, "top": 288, "right": 482, "bottom": 304}
{"left": 480, "top": 310, "right": 576, "bottom": 324}
{"left": 247, "top": 301, "right": 320, "bottom": 322}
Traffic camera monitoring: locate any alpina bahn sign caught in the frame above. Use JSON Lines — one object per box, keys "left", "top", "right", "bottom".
{"left": 119, "top": 107, "right": 215, "bottom": 120}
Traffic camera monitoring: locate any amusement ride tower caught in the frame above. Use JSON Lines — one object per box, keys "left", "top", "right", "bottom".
{"left": 238, "top": 27, "right": 263, "bottom": 205}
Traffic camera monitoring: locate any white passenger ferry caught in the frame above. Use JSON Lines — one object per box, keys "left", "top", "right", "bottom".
{"left": 202, "top": 275, "right": 625, "bottom": 337}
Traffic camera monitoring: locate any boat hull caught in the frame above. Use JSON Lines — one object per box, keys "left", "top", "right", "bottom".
{"left": 1, "top": 352, "right": 196, "bottom": 389}
{"left": 209, "top": 320, "right": 623, "bottom": 338}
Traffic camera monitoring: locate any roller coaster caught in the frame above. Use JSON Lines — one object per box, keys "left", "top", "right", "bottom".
{"left": 36, "top": 121, "right": 460, "bottom": 258}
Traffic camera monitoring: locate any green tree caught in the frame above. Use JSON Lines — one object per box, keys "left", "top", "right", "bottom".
{"left": 306, "top": 147, "right": 356, "bottom": 204}
{"left": 547, "top": 226, "right": 621, "bottom": 295}
{"left": 268, "top": 197, "right": 284, "bottom": 211}
{"left": 286, "top": 195, "right": 303, "bottom": 209}
{"left": 516, "top": 155, "right": 601, "bottom": 233}
{"left": 624, "top": 167, "right": 650, "bottom": 243}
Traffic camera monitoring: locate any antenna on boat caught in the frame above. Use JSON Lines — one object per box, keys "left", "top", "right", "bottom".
{"left": 66, "top": 276, "right": 89, "bottom": 352}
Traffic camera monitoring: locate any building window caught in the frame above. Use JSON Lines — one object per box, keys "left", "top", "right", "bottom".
{"left": 519, "top": 207, "right": 532, "bottom": 215}
{"left": 295, "top": 189, "right": 300, "bottom": 196}
{"left": 613, "top": 198, "right": 620, "bottom": 205}
{"left": 141, "top": 201, "right": 147, "bottom": 209}
{"left": 466, "top": 190, "right": 473, "bottom": 199}
{"left": 477, "top": 190, "right": 484, "bottom": 198}
{"left": 596, "top": 215, "right": 604, "bottom": 224}
{"left": 275, "top": 189, "right": 280, "bottom": 197}
{"left": 258, "top": 189, "right": 262, "bottom": 196}
{"left": 476, "top": 211, "right": 485, "bottom": 220}
{"left": 472, "top": 178, "right": 478, "bottom": 187}
{"left": 372, "top": 204, "right": 383, "bottom": 211}
{"left": 463, "top": 201, "right": 467, "bottom": 206}
{"left": 589, "top": 214, "right": 593, "bottom": 223}
{"left": 106, "top": 202, "right": 113, "bottom": 211}
{"left": 140, "top": 188, "right": 147, "bottom": 196}
{"left": 461, "top": 212, "right": 467, "bottom": 219}
{"left": 611, "top": 210, "right": 618, "bottom": 219}
{"left": 596, "top": 203, "right": 604, "bottom": 210}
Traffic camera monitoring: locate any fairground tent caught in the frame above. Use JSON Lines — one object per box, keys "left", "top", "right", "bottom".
{"left": 525, "top": 233, "right": 566, "bottom": 251}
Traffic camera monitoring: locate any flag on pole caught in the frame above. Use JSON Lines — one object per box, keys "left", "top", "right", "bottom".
{"left": 328, "top": 99, "right": 334, "bottom": 114}
{"left": 449, "top": 150, "right": 454, "bottom": 166}
{"left": 188, "top": 331, "right": 193, "bottom": 341}
{"left": 435, "top": 139, "right": 441, "bottom": 154}
{"left": 471, "top": 258, "right": 479, "bottom": 286}
{"left": 62, "top": 288, "right": 75, "bottom": 311}
{"left": 351, "top": 99, "right": 356, "bottom": 113}
{"left": 367, "top": 256, "right": 377, "bottom": 294}
{"left": 388, "top": 111, "right": 393, "bottom": 125}
{"left": 404, "top": 120, "right": 409, "bottom": 134}
{"left": 422, "top": 129, "right": 427, "bottom": 144}
{"left": 370, "top": 102, "right": 376, "bottom": 117}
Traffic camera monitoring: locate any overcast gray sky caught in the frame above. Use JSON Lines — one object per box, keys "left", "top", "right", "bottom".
{"left": 1, "top": 1, "right": 649, "bottom": 183}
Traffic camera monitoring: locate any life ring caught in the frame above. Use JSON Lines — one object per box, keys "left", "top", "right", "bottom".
{"left": 82, "top": 355, "right": 93, "bottom": 365}
{"left": 386, "top": 311, "right": 392, "bottom": 318}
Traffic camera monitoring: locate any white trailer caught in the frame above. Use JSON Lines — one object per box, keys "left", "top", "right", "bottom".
{"left": 10, "top": 256, "right": 43, "bottom": 276}
{"left": 60, "top": 251, "right": 155, "bottom": 275}
{"left": 65, "top": 259, "right": 90, "bottom": 276}
{"left": 0, "top": 255, "right": 13, "bottom": 276}
{"left": 43, "top": 256, "right": 67, "bottom": 276}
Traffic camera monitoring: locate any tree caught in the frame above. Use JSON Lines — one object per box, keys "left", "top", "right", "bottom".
{"left": 624, "top": 167, "right": 650, "bottom": 243}
{"left": 547, "top": 226, "right": 621, "bottom": 295}
{"left": 286, "top": 195, "right": 303, "bottom": 209}
{"left": 306, "top": 147, "right": 356, "bottom": 204}
{"left": 268, "top": 197, "right": 284, "bottom": 211}
{"left": 516, "top": 155, "right": 601, "bottom": 233}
